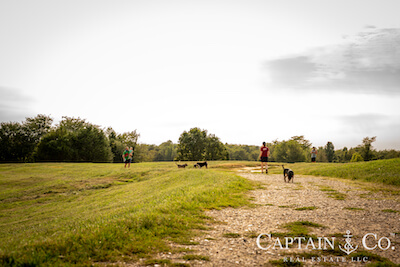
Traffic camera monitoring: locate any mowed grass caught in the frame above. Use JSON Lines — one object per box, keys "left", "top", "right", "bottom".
{"left": 0, "top": 162, "right": 255, "bottom": 266}
{"left": 269, "top": 158, "right": 400, "bottom": 186}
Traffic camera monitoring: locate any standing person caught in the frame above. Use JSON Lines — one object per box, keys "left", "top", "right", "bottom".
{"left": 311, "top": 147, "right": 318, "bottom": 163}
{"left": 123, "top": 147, "right": 131, "bottom": 168}
{"left": 259, "top": 142, "right": 270, "bottom": 174}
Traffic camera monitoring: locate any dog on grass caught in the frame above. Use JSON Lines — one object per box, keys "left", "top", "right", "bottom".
{"left": 282, "top": 165, "right": 294, "bottom": 183}
{"left": 194, "top": 161, "right": 208, "bottom": 168}
{"left": 175, "top": 163, "right": 188, "bottom": 168}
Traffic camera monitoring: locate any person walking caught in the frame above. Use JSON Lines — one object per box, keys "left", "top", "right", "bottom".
{"left": 123, "top": 147, "right": 131, "bottom": 168}
{"left": 311, "top": 147, "right": 318, "bottom": 163}
{"left": 259, "top": 142, "right": 270, "bottom": 174}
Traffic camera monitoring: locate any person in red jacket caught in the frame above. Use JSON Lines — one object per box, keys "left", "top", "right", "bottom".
{"left": 259, "top": 142, "right": 270, "bottom": 174}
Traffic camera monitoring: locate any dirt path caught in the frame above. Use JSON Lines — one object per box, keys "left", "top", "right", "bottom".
{"left": 156, "top": 170, "right": 400, "bottom": 266}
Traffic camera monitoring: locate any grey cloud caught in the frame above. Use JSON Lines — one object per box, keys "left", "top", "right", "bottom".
{"left": 337, "top": 113, "right": 400, "bottom": 150}
{"left": 265, "top": 56, "right": 317, "bottom": 89}
{"left": 364, "top": 25, "right": 376, "bottom": 30}
{"left": 0, "top": 87, "right": 32, "bottom": 102}
{"left": 265, "top": 28, "right": 400, "bottom": 95}
{"left": 338, "top": 114, "right": 389, "bottom": 133}
{"left": 0, "top": 86, "right": 35, "bottom": 122}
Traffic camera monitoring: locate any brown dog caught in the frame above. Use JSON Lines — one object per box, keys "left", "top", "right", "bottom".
{"left": 176, "top": 163, "right": 188, "bottom": 168}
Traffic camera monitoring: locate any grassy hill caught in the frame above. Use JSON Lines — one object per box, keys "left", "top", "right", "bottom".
{"left": 1, "top": 159, "right": 399, "bottom": 266}
{"left": 270, "top": 158, "right": 400, "bottom": 186}
{"left": 0, "top": 162, "right": 256, "bottom": 266}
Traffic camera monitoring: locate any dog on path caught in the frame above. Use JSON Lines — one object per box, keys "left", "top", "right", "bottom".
{"left": 282, "top": 165, "right": 294, "bottom": 183}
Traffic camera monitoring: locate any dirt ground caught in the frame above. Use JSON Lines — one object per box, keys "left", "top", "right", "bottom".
{"left": 152, "top": 169, "right": 400, "bottom": 266}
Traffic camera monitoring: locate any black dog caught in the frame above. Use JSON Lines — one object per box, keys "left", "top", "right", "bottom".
{"left": 176, "top": 163, "right": 188, "bottom": 168}
{"left": 194, "top": 161, "right": 208, "bottom": 168}
{"left": 282, "top": 165, "right": 294, "bottom": 183}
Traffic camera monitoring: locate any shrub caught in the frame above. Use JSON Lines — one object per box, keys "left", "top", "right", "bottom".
{"left": 350, "top": 152, "right": 364, "bottom": 162}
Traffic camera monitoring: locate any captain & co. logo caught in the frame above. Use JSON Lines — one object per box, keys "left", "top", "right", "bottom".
{"left": 256, "top": 230, "right": 396, "bottom": 263}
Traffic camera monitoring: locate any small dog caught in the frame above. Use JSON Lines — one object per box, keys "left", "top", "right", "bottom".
{"left": 175, "top": 163, "right": 188, "bottom": 168}
{"left": 194, "top": 161, "right": 208, "bottom": 168}
{"left": 282, "top": 165, "right": 294, "bottom": 183}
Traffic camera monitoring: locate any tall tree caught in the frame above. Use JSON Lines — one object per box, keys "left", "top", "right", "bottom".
{"left": 177, "top": 128, "right": 227, "bottom": 161}
{"left": 272, "top": 139, "right": 307, "bottom": 162}
{"left": 177, "top": 128, "right": 208, "bottom": 161}
{"left": 204, "top": 134, "right": 229, "bottom": 160}
{"left": 361, "top": 136, "right": 376, "bottom": 161}
{"left": 0, "top": 114, "right": 53, "bottom": 162}
{"left": 290, "top": 136, "right": 312, "bottom": 150}
{"left": 36, "top": 117, "right": 112, "bottom": 162}
{"left": 0, "top": 122, "right": 23, "bottom": 161}
{"left": 154, "top": 140, "right": 177, "bottom": 161}
{"left": 325, "top": 141, "right": 335, "bottom": 162}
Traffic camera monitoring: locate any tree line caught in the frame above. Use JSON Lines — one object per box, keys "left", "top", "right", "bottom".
{"left": 1, "top": 115, "right": 399, "bottom": 163}
{"left": 0, "top": 115, "right": 138, "bottom": 163}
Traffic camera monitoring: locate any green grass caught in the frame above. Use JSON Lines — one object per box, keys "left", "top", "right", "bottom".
{"left": 294, "top": 206, "right": 318, "bottom": 211}
{"left": 316, "top": 185, "right": 347, "bottom": 200}
{"left": 283, "top": 158, "right": 400, "bottom": 186}
{"left": 326, "top": 191, "right": 347, "bottom": 200}
{"left": 282, "top": 221, "right": 326, "bottom": 236}
{"left": 2, "top": 159, "right": 399, "bottom": 266}
{"left": 344, "top": 207, "right": 365, "bottom": 211}
{"left": 382, "top": 209, "right": 399, "bottom": 213}
{"left": 222, "top": 232, "right": 241, "bottom": 238}
{"left": 182, "top": 254, "right": 210, "bottom": 261}
{"left": 268, "top": 259, "right": 303, "bottom": 266}
{"left": 270, "top": 221, "right": 326, "bottom": 240}
{"left": 0, "top": 162, "right": 255, "bottom": 266}
{"left": 143, "top": 258, "right": 172, "bottom": 265}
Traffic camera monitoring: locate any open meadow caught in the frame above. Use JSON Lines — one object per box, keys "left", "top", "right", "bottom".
{"left": 1, "top": 159, "right": 399, "bottom": 266}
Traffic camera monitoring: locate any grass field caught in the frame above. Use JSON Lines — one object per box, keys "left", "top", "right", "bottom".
{"left": 1, "top": 159, "right": 399, "bottom": 266}
{"left": 268, "top": 158, "right": 400, "bottom": 186}
{"left": 0, "top": 161, "right": 257, "bottom": 266}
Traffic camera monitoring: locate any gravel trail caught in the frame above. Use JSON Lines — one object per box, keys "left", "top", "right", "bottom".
{"left": 158, "top": 170, "right": 400, "bottom": 266}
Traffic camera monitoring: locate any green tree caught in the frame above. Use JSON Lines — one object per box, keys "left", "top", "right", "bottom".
{"left": 315, "top": 146, "right": 328, "bottom": 162}
{"left": 325, "top": 141, "right": 335, "bottom": 162}
{"left": 135, "top": 144, "right": 158, "bottom": 162}
{"left": 35, "top": 127, "right": 74, "bottom": 161}
{"left": 0, "top": 122, "right": 24, "bottom": 161}
{"left": 273, "top": 139, "right": 307, "bottom": 162}
{"left": 177, "top": 128, "right": 208, "bottom": 161}
{"left": 360, "top": 136, "right": 376, "bottom": 161}
{"left": 36, "top": 117, "right": 112, "bottom": 162}
{"left": 291, "top": 135, "right": 312, "bottom": 150}
{"left": 72, "top": 124, "right": 112, "bottom": 162}
{"left": 105, "top": 127, "right": 125, "bottom": 162}
{"left": 0, "top": 114, "right": 53, "bottom": 162}
{"left": 204, "top": 134, "right": 228, "bottom": 160}
{"left": 286, "top": 140, "right": 307, "bottom": 162}
{"left": 376, "top": 149, "right": 400, "bottom": 159}
{"left": 335, "top": 147, "right": 351, "bottom": 162}
{"left": 225, "top": 144, "right": 260, "bottom": 161}
{"left": 350, "top": 152, "right": 364, "bottom": 162}
{"left": 177, "top": 128, "right": 227, "bottom": 161}
{"left": 154, "top": 140, "right": 177, "bottom": 161}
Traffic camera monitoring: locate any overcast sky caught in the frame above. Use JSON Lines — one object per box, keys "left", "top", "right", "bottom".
{"left": 1, "top": 0, "right": 399, "bottom": 150}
